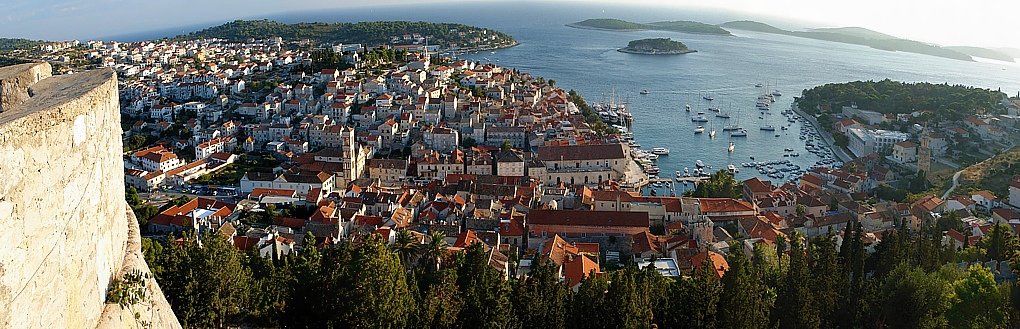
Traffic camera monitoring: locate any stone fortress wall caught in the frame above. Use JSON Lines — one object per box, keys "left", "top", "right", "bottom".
{"left": 0, "top": 63, "right": 179, "bottom": 329}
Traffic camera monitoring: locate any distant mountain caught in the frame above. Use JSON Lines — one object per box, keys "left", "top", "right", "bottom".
{"left": 567, "top": 18, "right": 731, "bottom": 35}
{"left": 720, "top": 20, "right": 973, "bottom": 62}
{"left": 995, "top": 47, "right": 1020, "bottom": 59}
{"left": 945, "top": 46, "right": 1014, "bottom": 62}
{"left": 809, "top": 27, "right": 898, "bottom": 40}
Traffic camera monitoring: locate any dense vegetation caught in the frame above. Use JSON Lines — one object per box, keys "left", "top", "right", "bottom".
{"left": 178, "top": 20, "right": 515, "bottom": 47}
{"left": 568, "top": 18, "right": 731, "bottom": 35}
{"left": 721, "top": 20, "right": 975, "bottom": 61}
{"left": 144, "top": 219, "right": 1020, "bottom": 328}
{"left": 623, "top": 38, "right": 690, "bottom": 53}
{"left": 685, "top": 169, "right": 743, "bottom": 199}
{"left": 0, "top": 38, "right": 45, "bottom": 51}
{"left": 795, "top": 79, "right": 1005, "bottom": 122}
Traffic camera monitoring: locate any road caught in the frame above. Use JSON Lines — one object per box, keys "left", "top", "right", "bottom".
{"left": 942, "top": 170, "right": 963, "bottom": 199}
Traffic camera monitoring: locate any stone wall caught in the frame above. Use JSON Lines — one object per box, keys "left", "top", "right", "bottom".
{"left": 0, "top": 63, "right": 179, "bottom": 328}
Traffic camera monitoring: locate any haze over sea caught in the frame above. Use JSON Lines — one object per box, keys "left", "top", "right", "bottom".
{"left": 120, "top": 1, "right": 1020, "bottom": 192}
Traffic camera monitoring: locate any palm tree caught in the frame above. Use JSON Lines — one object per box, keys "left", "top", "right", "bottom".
{"left": 392, "top": 229, "right": 419, "bottom": 271}
{"left": 421, "top": 231, "right": 449, "bottom": 272}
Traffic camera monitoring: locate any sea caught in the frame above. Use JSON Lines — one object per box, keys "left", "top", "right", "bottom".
{"left": 122, "top": 1, "right": 1020, "bottom": 193}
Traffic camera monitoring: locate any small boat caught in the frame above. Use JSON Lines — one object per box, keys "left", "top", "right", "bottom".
{"left": 760, "top": 125, "right": 775, "bottom": 131}
{"left": 640, "top": 89, "right": 650, "bottom": 95}
{"left": 695, "top": 160, "right": 705, "bottom": 168}
{"left": 728, "top": 142, "right": 735, "bottom": 152}
{"left": 755, "top": 83, "right": 763, "bottom": 88}
{"left": 694, "top": 126, "right": 705, "bottom": 134}
{"left": 772, "top": 90, "right": 782, "bottom": 97}
{"left": 709, "top": 128, "right": 716, "bottom": 138}
{"left": 730, "top": 130, "right": 747, "bottom": 137}
{"left": 703, "top": 95, "right": 714, "bottom": 101}
{"left": 728, "top": 164, "right": 738, "bottom": 174}
{"left": 685, "top": 104, "right": 691, "bottom": 112}
{"left": 784, "top": 147, "right": 794, "bottom": 151}
{"left": 716, "top": 113, "right": 731, "bottom": 119}
{"left": 652, "top": 147, "right": 670, "bottom": 155}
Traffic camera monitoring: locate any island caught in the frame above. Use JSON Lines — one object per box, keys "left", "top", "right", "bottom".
{"left": 567, "top": 18, "right": 731, "bottom": 35}
{"left": 717, "top": 20, "right": 1015, "bottom": 62}
{"left": 618, "top": 38, "right": 695, "bottom": 55}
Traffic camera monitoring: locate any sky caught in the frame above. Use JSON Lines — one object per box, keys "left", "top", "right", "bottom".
{"left": 1, "top": 0, "right": 1018, "bottom": 49}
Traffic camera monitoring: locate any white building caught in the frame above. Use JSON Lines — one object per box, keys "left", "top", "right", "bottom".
{"left": 846, "top": 128, "right": 909, "bottom": 157}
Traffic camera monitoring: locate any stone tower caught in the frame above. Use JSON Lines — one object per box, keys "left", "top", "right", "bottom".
{"left": 0, "top": 63, "right": 180, "bottom": 329}
{"left": 918, "top": 125, "right": 932, "bottom": 178}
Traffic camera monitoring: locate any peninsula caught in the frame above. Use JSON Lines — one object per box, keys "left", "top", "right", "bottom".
{"left": 618, "top": 38, "right": 695, "bottom": 55}
{"left": 567, "top": 18, "right": 731, "bottom": 35}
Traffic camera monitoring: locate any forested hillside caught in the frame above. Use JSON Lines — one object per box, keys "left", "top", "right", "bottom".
{"left": 179, "top": 20, "right": 515, "bottom": 47}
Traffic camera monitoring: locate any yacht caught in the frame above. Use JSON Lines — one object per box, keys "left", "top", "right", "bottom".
{"left": 685, "top": 104, "right": 691, "bottom": 112}
{"left": 716, "top": 113, "right": 731, "bottom": 119}
{"left": 694, "top": 126, "right": 705, "bottom": 134}
{"left": 760, "top": 125, "right": 775, "bottom": 131}
{"left": 703, "top": 95, "right": 714, "bottom": 101}
{"left": 772, "top": 90, "right": 782, "bottom": 97}
{"left": 652, "top": 147, "right": 670, "bottom": 155}
{"left": 691, "top": 115, "right": 709, "bottom": 122}
{"left": 709, "top": 128, "right": 716, "bottom": 138}
{"left": 728, "top": 142, "right": 735, "bottom": 152}
{"left": 722, "top": 124, "right": 740, "bottom": 131}
{"left": 695, "top": 160, "right": 705, "bottom": 168}
{"left": 640, "top": 89, "right": 650, "bottom": 95}
{"left": 728, "top": 164, "right": 739, "bottom": 174}
{"left": 755, "top": 82, "right": 764, "bottom": 88}
{"left": 730, "top": 129, "right": 748, "bottom": 137}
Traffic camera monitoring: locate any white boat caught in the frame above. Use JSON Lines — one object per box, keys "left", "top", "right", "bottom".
{"left": 728, "top": 142, "right": 735, "bottom": 152}
{"left": 760, "top": 125, "right": 775, "bottom": 131}
{"left": 716, "top": 113, "right": 731, "bottom": 118}
{"left": 709, "top": 128, "right": 716, "bottom": 138}
{"left": 730, "top": 129, "right": 747, "bottom": 137}
{"left": 772, "top": 90, "right": 782, "bottom": 97}
{"left": 691, "top": 115, "right": 709, "bottom": 122}
{"left": 640, "top": 89, "right": 650, "bottom": 95}
{"left": 694, "top": 126, "right": 705, "bottom": 134}
{"left": 652, "top": 147, "right": 670, "bottom": 155}
{"left": 703, "top": 95, "right": 714, "bottom": 101}
{"left": 728, "top": 164, "right": 738, "bottom": 173}
{"left": 685, "top": 104, "right": 691, "bottom": 112}
{"left": 722, "top": 124, "right": 740, "bottom": 131}
{"left": 755, "top": 83, "right": 763, "bottom": 88}
{"left": 695, "top": 160, "right": 705, "bottom": 168}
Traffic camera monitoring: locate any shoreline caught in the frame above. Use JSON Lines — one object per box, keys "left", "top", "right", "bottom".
{"left": 617, "top": 47, "right": 697, "bottom": 55}
{"left": 791, "top": 103, "right": 853, "bottom": 162}
{"left": 566, "top": 23, "right": 733, "bottom": 36}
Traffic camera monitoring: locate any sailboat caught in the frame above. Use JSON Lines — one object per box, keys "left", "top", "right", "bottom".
{"left": 728, "top": 142, "right": 735, "bottom": 152}
{"left": 709, "top": 120, "right": 716, "bottom": 138}
{"left": 760, "top": 112, "right": 775, "bottom": 131}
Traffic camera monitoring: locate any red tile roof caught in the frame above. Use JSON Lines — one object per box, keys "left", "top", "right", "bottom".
{"left": 528, "top": 209, "right": 650, "bottom": 228}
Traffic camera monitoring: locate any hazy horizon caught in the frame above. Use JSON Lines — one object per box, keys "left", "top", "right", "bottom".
{"left": 1, "top": 0, "right": 1018, "bottom": 50}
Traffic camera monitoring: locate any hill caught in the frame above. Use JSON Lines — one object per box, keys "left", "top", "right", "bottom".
{"left": 809, "top": 27, "right": 898, "bottom": 40}
{"left": 796, "top": 79, "right": 1005, "bottom": 122}
{"left": 946, "top": 46, "right": 1015, "bottom": 62}
{"left": 721, "top": 20, "right": 973, "bottom": 62}
{"left": 568, "top": 18, "right": 730, "bottom": 35}
{"left": 957, "top": 147, "right": 1020, "bottom": 197}
{"left": 179, "top": 20, "right": 515, "bottom": 48}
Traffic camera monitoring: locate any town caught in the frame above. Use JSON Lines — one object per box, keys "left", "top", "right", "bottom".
{"left": 9, "top": 20, "right": 1020, "bottom": 328}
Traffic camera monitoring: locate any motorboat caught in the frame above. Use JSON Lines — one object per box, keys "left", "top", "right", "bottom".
{"left": 703, "top": 95, "right": 714, "bottom": 101}
{"left": 728, "top": 164, "right": 738, "bottom": 174}
{"left": 695, "top": 160, "right": 705, "bottom": 168}
{"left": 709, "top": 128, "right": 716, "bottom": 138}
{"left": 652, "top": 147, "right": 670, "bottom": 155}
{"left": 716, "top": 113, "right": 731, "bottom": 119}
{"left": 728, "top": 142, "right": 735, "bottom": 152}
{"left": 730, "top": 129, "right": 747, "bottom": 137}
{"left": 694, "top": 126, "right": 705, "bottom": 134}
{"left": 640, "top": 89, "right": 650, "bottom": 95}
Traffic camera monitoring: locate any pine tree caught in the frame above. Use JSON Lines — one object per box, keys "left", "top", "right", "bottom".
{"left": 808, "top": 234, "right": 843, "bottom": 329}
{"left": 456, "top": 243, "right": 516, "bottom": 328}
{"left": 514, "top": 260, "right": 570, "bottom": 329}
{"left": 344, "top": 234, "right": 413, "bottom": 328}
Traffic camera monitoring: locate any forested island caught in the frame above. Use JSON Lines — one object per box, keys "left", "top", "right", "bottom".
{"left": 618, "top": 38, "right": 695, "bottom": 55}
{"left": 567, "top": 18, "right": 731, "bottom": 35}
{"left": 720, "top": 20, "right": 982, "bottom": 62}
{"left": 0, "top": 38, "right": 45, "bottom": 51}
{"left": 178, "top": 20, "right": 517, "bottom": 51}
{"left": 794, "top": 79, "right": 1005, "bottom": 122}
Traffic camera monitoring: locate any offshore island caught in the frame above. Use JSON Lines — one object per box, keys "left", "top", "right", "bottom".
{"left": 618, "top": 37, "right": 696, "bottom": 54}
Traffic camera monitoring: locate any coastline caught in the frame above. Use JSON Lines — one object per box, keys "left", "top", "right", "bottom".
{"left": 791, "top": 103, "right": 853, "bottom": 162}
{"left": 617, "top": 47, "right": 697, "bottom": 55}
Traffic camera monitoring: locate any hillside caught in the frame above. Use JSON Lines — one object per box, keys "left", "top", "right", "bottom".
{"left": 721, "top": 20, "right": 974, "bottom": 62}
{"left": 568, "top": 18, "right": 730, "bottom": 35}
{"left": 795, "top": 79, "right": 1005, "bottom": 121}
{"left": 0, "top": 38, "right": 46, "bottom": 51}
{"left": 957, "top": 147, "right": 1020, "bottom": 197}
{"left": 809, "top": 27, "right": 898, "bottom": 40}
{"left": 179, "top": 20, "right": 516, "bottom": 48}
{"left": 946, "top": 46, "right": 1015, "bottom": 62}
